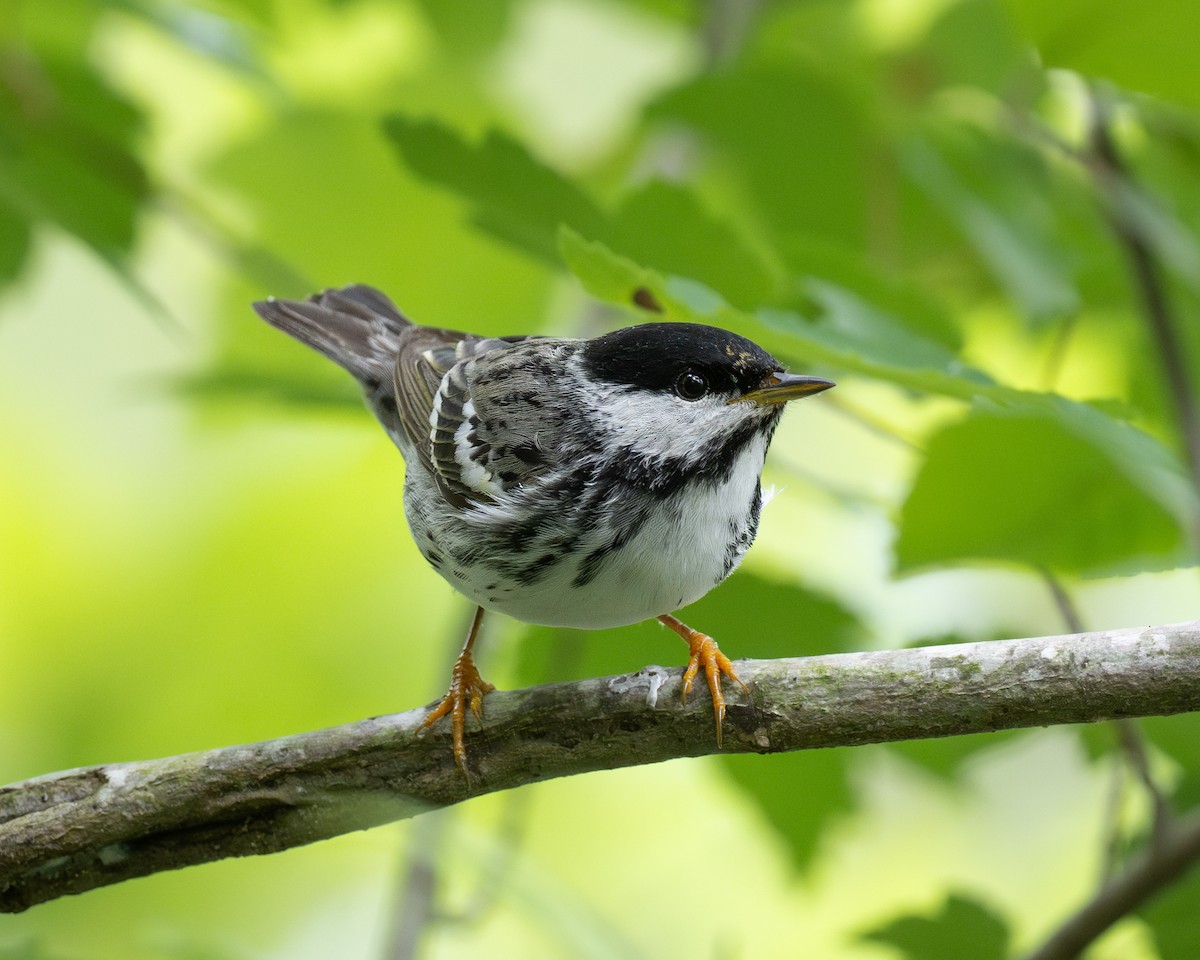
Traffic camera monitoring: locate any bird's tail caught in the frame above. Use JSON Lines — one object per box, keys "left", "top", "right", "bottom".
{"left": 252, "top": 284, "right": 411, "bottom": 389}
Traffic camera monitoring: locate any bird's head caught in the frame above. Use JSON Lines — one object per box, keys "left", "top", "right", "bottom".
{"left": 574, "top": 322, "right": 834, "bottom": 471}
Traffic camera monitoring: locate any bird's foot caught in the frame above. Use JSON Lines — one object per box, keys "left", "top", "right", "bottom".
{"left": 657, "top": 614, "right": 748, "bottom": 748}
{"left": 420, "top": 648, "right": 495, "bottom": 774}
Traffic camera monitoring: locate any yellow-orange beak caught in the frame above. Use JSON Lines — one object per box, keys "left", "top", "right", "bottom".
{"left": 736, "top": 372, "right": 835, "bottom": 406}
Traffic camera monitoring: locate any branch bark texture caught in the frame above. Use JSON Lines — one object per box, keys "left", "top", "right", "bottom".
{"left": 2, "top": 621, "right": 1198, "bottom": 912}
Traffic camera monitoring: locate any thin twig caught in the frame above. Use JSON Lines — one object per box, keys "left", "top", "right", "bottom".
{"left": 1021, "top": 811, "right": 1200, "bottom": 960}
{"left": 382, "top": 812, "right": 449, "bottom": 960}
{"left": 1041, "top": 570, "right": 1085, "bottom": 635}
{"left": 1113, "top": 719, "right": 1173, "bottom": 850}
{"left": 1082, "top": 86, "right": 1200, "bottom": 502}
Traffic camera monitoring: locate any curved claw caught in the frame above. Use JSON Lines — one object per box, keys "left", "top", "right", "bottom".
{"left": 659, "top": 614, "right": 747, "bottom": 748}
{"left": 420, "top": 653, "right": 495, "bottom": 773}
{"left": 420, "top": 607, "right": 493, "bottom": 774}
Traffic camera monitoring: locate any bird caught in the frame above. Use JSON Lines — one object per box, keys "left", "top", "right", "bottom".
{"left": 253, "top": 284, "right": 834, "bottom": 773}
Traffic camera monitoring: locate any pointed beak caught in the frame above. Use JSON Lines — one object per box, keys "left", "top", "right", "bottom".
{"left": 737, "top": 372, "right": 836, "bottom": 406}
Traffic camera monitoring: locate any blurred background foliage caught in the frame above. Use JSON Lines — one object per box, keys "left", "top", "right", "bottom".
{"left": 1, "top": 0, "right": 1199, "bottom": 957}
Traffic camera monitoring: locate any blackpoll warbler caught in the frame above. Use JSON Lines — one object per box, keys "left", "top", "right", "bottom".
{"left": 254, "top": 285, "right": 833, "bottom": 772}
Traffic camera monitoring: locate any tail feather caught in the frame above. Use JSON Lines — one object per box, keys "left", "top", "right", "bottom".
{"left": 252, "top": 284, "right": 411, "bottom": 388}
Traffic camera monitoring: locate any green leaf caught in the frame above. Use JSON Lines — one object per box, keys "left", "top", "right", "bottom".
{"left": 919, "top": 0, "right": 1030, "bottom": 96}
{"left": 897, "top": 400, "right": 1191, "bottom": 575}
{"left": 777, "top": 233, "right": 963, "bottom": 353}
{"left": 382, "top": 115, "right": 607, "bottom": 264}
{"left": 0, "top": 54, "right": 149, "bottom": 265}
{"left": 774, "top": 279, "right": 979, "bottom": 382}
{"left": 411, "top": 0, "right": 512, "bottom": 56}
{"left": 903, "top": 133, "right": 1081, "bottom": 323}
{"left": 384, "top": 118, "right": 777, "bottom": 307}
{"left": 0, "top": 198, "right": 30, "bottom": 283}
{"left": 1143, "top": 862, "right": 1200, "bottom": 960}
{"left": 1140, "top": 713, "right": 1200, "bottom": 776}
{"left": 608, "top": 180, "right": 777, "bottom": 308}
{"left": 863, "top": 894, "right": 1009, "bottom": 960}
{"left": 560, "top": 227, "right": 988, "bottom": 396}
{"left": 723, "top": 748, "right": 854, "bottom": 870}
{"left": 888, "top": 731, "right": 1016, "bottom": 779}
{"left": 1002, "top": 0, "right": 1200, "bottom": 107}
{"left": 111, "top": 0, "right": 273, "bottom": 81}
{"left": 649, "top": 64, "right": 872, "bottom": 248}
{"left": 562, "top": 226, "right": 1011, "bottom": 404}
{"left": 211, "top": 106, "right": 555, "bottom": 367}
{"left": 559, "top": 227, "right": 655, "bottom": 306}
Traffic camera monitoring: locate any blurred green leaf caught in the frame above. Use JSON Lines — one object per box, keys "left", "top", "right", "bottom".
{"left": 609, "top": 180, "right": 777, "bottom": 307}
{"left": 0, "top": 51, "right": 149, "bottom": 267}
{"left": 919, "top": 0, "right": 1030, "bottom": 96}
{"left": 171, "top": 367, "right": 362, "bottom": 409}
{"left": 1140, "top": 713, "right": 1200, "bottom": 780}
{"left": 887, "top": 731, "right": 1016, "bottom": 779}
{"left": 1144, "top": 862, "right": 1200, "bottom": 960}
{"left": 776, "top": 279, "right": 976, "bottom": 380}
{"left": 1002, "top": 0, "right": 1200, "bottom": 107}
{"left": 110, "top": 0, "right": 273, "bottom": 81}
{"left": 560, "top": 227, "right": 989, "bottom": 397}
{"left": 724, "top": 748, "right": 854, "bottom": 869}
{"left": 0, "top": 939, "right": 51, "bottom": 960}
{"left": 903, "top": 133, "right": 1081, "bottom": 323}
{"left": 412, "top": 0, "right": 512, "bottom": 56}
{"left": 0, "top": 199, "right": 30, "bottom": 282}
{"left": 649, "top": 63, "right": 872, "bottom": 249}
{"left": 863, "top": 894, "right": 1009, "bottom": 960}
{"left": 896, "top": 399, "right": 1193, "bottom": 575}
{"left": 384, "top": 117, "right": 776, "bottom": 307}
{"left": 382, "top": 115, "right": 607, "bottom": 264}
{"left": 777, "top": 233, "right": 963, "bottom": 352}
{"left": 211, "top": 107, "right": 554, "bottom": 361}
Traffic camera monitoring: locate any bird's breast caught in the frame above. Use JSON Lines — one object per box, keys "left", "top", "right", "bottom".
{"left": 404, "top": 435, "right": 770, "bottom": 630}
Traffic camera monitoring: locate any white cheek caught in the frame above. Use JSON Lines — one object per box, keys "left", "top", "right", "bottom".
{"left": 582, "top": 383, "right": 750, "bottom": 460}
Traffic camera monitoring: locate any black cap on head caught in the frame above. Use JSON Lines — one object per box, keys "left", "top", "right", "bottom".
{"left": 581, "top": 322, "right": 782, "bottom": 396}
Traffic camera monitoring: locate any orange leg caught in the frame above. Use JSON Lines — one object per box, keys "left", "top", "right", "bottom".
{"left": 420, "top": 606, "right": 494, "bottom": 773}
{"left": 657, "top": 614, "right": 748, "bottom": 748}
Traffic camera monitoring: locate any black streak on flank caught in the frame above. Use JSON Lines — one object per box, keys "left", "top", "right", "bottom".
{"left": 514, "top": 552, "right": 559, "bottom": 586}
{"left": 573, "top": 510, "right": 649, "bottom": 588}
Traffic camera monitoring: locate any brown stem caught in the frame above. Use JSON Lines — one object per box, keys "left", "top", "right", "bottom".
{"left": 1022, "top": 811, "right": 1200, "bottom": 960}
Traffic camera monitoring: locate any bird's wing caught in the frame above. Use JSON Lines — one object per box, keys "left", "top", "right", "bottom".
{"left": 393, "top": 330, "right": 557, "bottom": 507}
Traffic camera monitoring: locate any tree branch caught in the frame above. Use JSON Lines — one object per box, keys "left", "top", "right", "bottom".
{"left": 2, "top": 621, "right": 1198, "bottom": 913}
{"left": 1021, "top": 809, "right": 1200, "bottom": 960}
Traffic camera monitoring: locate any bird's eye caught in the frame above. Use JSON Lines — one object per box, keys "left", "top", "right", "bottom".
{"left": 673, "top": 370, "right": 709, "bottom": 401}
